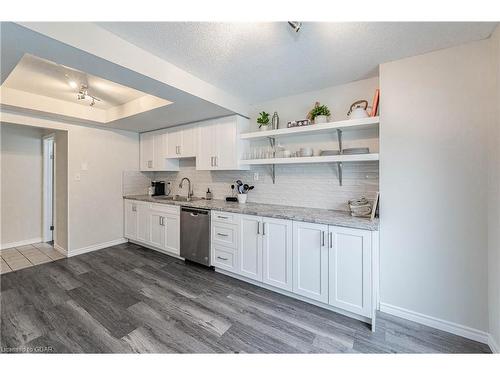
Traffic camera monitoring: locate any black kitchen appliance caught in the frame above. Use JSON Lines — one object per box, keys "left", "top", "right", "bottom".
{"left": 151, "top": 181, "right": 166, "bottom": 196}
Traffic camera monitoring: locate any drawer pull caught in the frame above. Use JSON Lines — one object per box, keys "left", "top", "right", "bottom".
{"left": 217, "top": 233, "right": 228, "bottom": 237}
{"left": 217, "top": 256, "right": 228, "bottom": 261}
{"left": 217, "top": 215, "right": 228, "bottom": 219}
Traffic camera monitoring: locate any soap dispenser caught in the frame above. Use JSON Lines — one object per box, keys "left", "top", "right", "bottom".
{"left": 206, "top": 188, "right": 213, "bottom": 200}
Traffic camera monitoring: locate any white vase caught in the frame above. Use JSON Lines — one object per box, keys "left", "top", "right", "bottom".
{"left": 314, "top": 115, "right": 328, "bottom": 124}
{"left": 237, "top": 194, "right": 247, "bottom": 203}
{"left": 259, "top": 125, "right": 271, "bottom": 131}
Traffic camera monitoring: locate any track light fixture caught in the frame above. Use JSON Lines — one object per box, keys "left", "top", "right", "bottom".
{"left": 77, "top": 84, "right": 101, "bottom": 107}
{"left": 288, "top": 21, "right": 302, "bottom": 33}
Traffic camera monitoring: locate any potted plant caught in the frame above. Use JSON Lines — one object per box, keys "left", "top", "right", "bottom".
{"left": 310, "top": 103, "right": 331, "bottom": 124}
{"left": 257, "top": 111, "right": 271, "bottom": 131}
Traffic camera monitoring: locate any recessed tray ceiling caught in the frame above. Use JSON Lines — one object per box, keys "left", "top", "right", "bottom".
{"left": 1, "top": 54, "right": 172, "bottom": 124}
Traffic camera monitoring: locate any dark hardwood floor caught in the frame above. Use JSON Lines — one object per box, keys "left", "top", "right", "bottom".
{"left": 0, "top": 242, "right": 492, "bottom": 353}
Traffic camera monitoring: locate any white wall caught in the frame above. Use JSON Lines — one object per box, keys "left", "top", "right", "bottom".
{"left": 488, "top": 25, "right": 500, "bottom": 352}
{"left": 1, "top": 124, "right": 44, "bottom": 247}
{"left": 0, "top": 112, "right": 139, "bottom": 254}
{"left": 379, "top": 39, "right": 494, "bottom": 339}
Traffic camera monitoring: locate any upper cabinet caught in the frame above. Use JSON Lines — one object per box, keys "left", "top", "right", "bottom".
{"left": 166, "top": 125, "right": 197, "bottom": 158}
{"left": 139, "top": 115, "right": 248, "bottom": 171}
{"left": 196, "top": 115, "right": 249, "bottom": 171}
{"left": 140, "top": 130, "right": 179, "bottom": 172}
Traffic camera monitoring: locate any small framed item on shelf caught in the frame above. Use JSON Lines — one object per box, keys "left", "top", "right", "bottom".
{"left": 287, "top": 119, "right": 311, "bottom": 128}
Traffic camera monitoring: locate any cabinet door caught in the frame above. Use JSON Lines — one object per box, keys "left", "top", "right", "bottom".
{"left": 166, "top": 128, "right": 182, "bottom": 158}
{"left": 149, "top": 210, "right": 165, "bottom": 249}
{"left": 212, "top": 243, "right": 237, "bottom": 272}
{"left": 328, "top": 227, "right": 372, "bottom": 317}
{"left": 292, "top": 221, "right": 329, "bottom": 303}
{"left": 164, "top": 213, "right": 180, "bottom": 255}
{"left": 136, "top": 204, "right": 151, "bottom": 244}
{"left": 262, "top": 217, "right": 293, "bottom": 292}
{"left": 238, "top": 215, "right": 263, "bottom": 281}
{"left": 214, "top": 117, "right": 237, "bottom": 169}
{"left": 196, "top": 121, "right": 216, "bottom": 170}
{"left": 124, "top": 200, "right": 138, "bottom": 240}
{"left": 153, "top": 131, "right": 166, "bottom": 170}
{"left": 140, "top": 132, "right": 155, "bottom": 170}
{"left": 180, "top": 125, "right": 197, "bottom": 157}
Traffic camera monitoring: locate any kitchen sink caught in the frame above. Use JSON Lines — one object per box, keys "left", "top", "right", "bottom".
{"left": 155, "top": 195, "right": 200, "bottom": 202}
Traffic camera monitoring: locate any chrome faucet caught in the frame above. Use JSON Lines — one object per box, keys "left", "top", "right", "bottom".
{"left": 179, "top": 177, "right": 193, "bottom": 200}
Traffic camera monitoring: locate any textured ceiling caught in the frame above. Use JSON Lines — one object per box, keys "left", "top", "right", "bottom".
{"left": 97, "top": 22, "right": 497, "bottom": 104}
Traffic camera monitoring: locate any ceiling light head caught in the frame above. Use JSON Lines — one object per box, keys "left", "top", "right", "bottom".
{"left": 68, "top": 80, "right": 78, "bottom": 89}
{"left": 288, "top": 21, "right": 302, "bottom": 33}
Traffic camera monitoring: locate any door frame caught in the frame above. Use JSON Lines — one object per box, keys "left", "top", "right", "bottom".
{"left": 42, "top": 134, "right": 55, "bottom": 242}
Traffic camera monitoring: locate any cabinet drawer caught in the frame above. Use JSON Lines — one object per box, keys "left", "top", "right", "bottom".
{"left": 212, "top": 245, "right": 236, "bottom": 271}
{"left": 212, "top": 211, "right": 237, "bottom": 224}
{"left": 151, "top": 203, "right": 180, "bottom": 215}
{"left": 212, "top": 222, "right": 238, "bottom": 249}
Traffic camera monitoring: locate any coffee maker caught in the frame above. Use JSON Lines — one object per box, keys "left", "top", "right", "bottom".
{"left": 151, "top": 181, "right": 166, "bottom": 196}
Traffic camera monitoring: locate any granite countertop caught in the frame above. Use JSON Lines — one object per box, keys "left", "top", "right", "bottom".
{"left": 124, "top": 195, "right": 379, "bottom": 231}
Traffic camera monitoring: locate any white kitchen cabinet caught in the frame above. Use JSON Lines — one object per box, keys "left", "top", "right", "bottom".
{"left": 196, "top": 115, "right": 249, "bottom": 170}
{"left": 164, "top": 213, "right": 180, "bottom": 255}
{"left": 149, "top": 210, "right": 165, "bottom": 249}
{"left": 328, "top": 226, "right": 372, "bottom": 317}
{"left": 238, "top": 214, "right": 263, "bottom": 281}
{"left": 166, "top": 125, "right": 197, "bottom": 158}
{"left": 136, "top": 203, "right": 151, "bottom": 244}
{"left": 262, "top": 217, "right": 293, "bottom": 292}
{"left": 292, "top": 221, "right": 329, "bottom": 303}
{"left": 140, "top": 130, "right": 179, "bottom": 171}
{"left": 212, "top": 243, "right": 238, "bottom": 272}
{"left": 140, "top": 132, "right": 155, "bottom": 171}
{"left": 124, "top": 200, "right": 138, "bottom": 240}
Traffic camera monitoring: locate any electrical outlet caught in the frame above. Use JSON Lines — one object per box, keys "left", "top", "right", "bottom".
{"left": 253, "top": 172, "right": 259, "bottom": 181}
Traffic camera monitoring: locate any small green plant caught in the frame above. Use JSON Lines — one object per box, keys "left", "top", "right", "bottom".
{"left": 310, "top": 104, "right": 331, "bottom": 119}
{"left": 257, "top": 111, "right": 270, "bottom": 128}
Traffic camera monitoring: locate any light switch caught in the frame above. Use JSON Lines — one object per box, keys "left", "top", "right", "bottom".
{"left": 81, "top": 162, "right": 88, "bottom": 171}
{"left": 75, "top": 173, "right": 81, "bottom": 181}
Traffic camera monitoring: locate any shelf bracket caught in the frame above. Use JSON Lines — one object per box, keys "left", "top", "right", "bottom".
{"left": 337, "top": 162, "right": 343, "bottom": 186}
{"left": 268, "top": 137, "right": 276, "bottom": 184}
{"left": 270, "top": 164, "right": 276, "bottom": 184}
{"left": 337, "top": 129, "right": 343, "bottom": 153}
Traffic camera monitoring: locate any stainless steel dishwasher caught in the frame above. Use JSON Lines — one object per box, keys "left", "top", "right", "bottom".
{"left": 180, "top": 207, "right": 211, "bottom": 266}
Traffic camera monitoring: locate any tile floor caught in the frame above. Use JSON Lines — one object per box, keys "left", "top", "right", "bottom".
{"left": 0, "top": 242, "right": 65, "bottom": 274}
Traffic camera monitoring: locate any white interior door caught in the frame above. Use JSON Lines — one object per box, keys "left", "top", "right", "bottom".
{"left": 262, "top": 217, "right": 293, "bottom": 291}
{"left": 292, "top": 221, "right": 329, "bottom": 303}
{"left": 328, "top": 227, "right": 372, "bottom": 317}
{"left": 239, "top": 215, "right": 263, "bottom": 281}
{"left": 43, "top": 135, "right": 54, "bottom": 242}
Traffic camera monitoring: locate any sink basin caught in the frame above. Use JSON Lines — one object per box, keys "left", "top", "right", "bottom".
{"left": 155, "top": 195, "right": 200, "bottom": 202}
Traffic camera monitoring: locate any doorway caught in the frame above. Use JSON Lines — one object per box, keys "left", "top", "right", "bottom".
{"left": 43, "top": 134, "right": 55, "bottom": 243}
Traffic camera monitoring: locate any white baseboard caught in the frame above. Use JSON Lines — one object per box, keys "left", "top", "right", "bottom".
{"left": 53, "top": 243, "right": 67, "bottom": 256}
{"left": 380, "top": 302, "right": 490, "bottom": 345}
{"left": 488, "top": 333, "right": 500, "bottom": 354}
{"left": 68, "top": 238, "right": 127, "bottom": 257}
{"left": 1, "top": 237, "right": 42, "bottom": 250}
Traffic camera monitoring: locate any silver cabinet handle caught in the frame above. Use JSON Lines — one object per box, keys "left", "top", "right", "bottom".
{"left": 217, "top": 215, "right": 228, "bottom": 219}
{"left": 217, "top": 233, "right": 228, "bottom": 237}
{"left": 257, "top": 222, "right": 260, "bottom": 235}
{"left": 217, "top": 256, "right": 228, "bottom": 261}
{"left": 262, "top": 222, "right": 266, "bottom": 236}
{"left": 178, "top": 145, "right": 181, "bottom": 155}
{"left": 322, "top": 231, "right": 325, "bottom": 246}
{"left": 147, "top": 160, "right": 153, "bottom": 168}
{"left": 159, "top": 216, "right": 162, "bottom": 225}
{"left": 132, "top": 205, "right": 137, "bottom": 212}
{"left": 210, "top": 156, "right": 214, "bottom": 167}
{"left": 329, "top": 232, "right": 333, "bottom": 248}
{"left": 214, "top": 156, "right": 218, "bottom": 167}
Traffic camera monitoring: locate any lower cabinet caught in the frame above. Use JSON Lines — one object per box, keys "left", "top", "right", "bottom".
{"left": 292, "top": 221, "right": 329, "bottom": 303}
{"left": 328, "top": 226, "right": 372, "bottom": 317}
{"left": 124, "top": 200, "right": 180, "bottom": 256}
{"left": 239, "top": 214, "right": 263, "bottom": 281}
{"left": 262, "top": 217, "right": 293, "bottom": 292}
